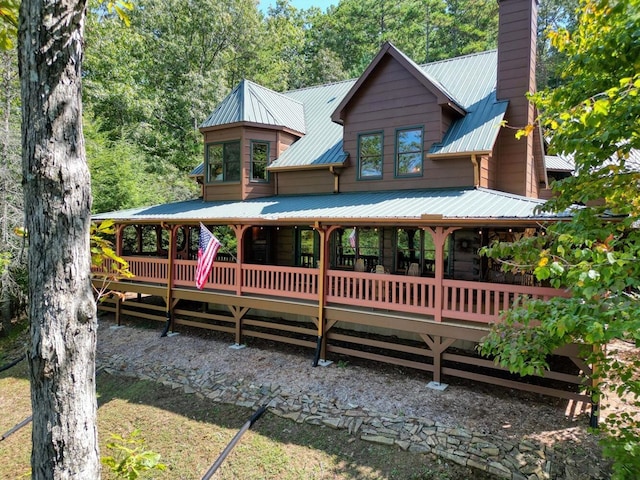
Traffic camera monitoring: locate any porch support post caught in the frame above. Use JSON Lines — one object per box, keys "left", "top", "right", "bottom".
{"left": 421, "top": 334, "right": 456, "bottom": 385}
{"left": 115, "top": 224, "right": 124, "bottom": 256}
{"left": 161, "top": 224, "right": 177, "bottom": 337}
{"left": 426, "top": 227, "right": 459, "bottom": 322}
{"left": 230, "top": 306, "right": 250, "bottom": 345}
{"left": 313, "top": 223, "right": 327, "bottom": 366}
{"left": 313, "top": 223, "right": 338, "bottom": 366}
{"left": 232, "top": 225, "right": 250, "bottom": 297}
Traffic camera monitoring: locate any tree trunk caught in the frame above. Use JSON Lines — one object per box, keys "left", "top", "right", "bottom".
{"left": 18, "top": 1, "right": 99, "bottom": 478}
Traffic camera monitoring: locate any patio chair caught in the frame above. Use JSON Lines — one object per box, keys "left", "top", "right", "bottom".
{"left": 407, "top": 263, "right": 420, "bottom": 276}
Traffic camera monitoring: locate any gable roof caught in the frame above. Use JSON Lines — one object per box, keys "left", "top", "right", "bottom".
{"left": 269, "top": 80, "right": 355, "bottom": 170}
{"left": 195, "top": 46, "right": 508, "bottom": 173}
{"left": 200, "top": 79, "right": 306, "bottom": 135}
{"left": 94, "top": 187, "right": 566, "bottom": 225}
{"left": 330, "top": 42, "right": 466, "bottom": 124}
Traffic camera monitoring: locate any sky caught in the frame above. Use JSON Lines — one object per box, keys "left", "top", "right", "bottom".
{"left": 259, "top": 0, "right": 338, "bottom": 13}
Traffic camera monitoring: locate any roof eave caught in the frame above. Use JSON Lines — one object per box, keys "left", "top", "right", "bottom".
{"left": 268, "top": 161, "right": 347, "bottom": 173}
{"left": 427, "top": 150, "right": 493, "bottom": 159}
{"left": 199, "top": 121, "right": 305, "bottom": 137}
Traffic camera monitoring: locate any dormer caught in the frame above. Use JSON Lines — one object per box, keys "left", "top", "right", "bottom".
{"left": 329, "top": 42, "right": 507, "bottom": 192}
{"left": 331, "top": 42, "right": 466, "bottom": 126}
{"left": 197, "top": 79, "right": 306, "bottom": 201}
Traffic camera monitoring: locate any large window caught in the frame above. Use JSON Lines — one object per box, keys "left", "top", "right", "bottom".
{"left": 358, "top": 132, "right": 383, "bottom": 179}
{"left": 206, "top": 141, "right": 240, "bottom": 183}
{"left": 395, "top": 127, "right": 423, "bottom": 177}
{"left": 250, "top": 141, "right": 269, "bottom": 182}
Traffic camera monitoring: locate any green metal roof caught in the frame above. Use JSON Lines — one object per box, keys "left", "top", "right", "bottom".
{"left": 200, "top": 79, "right": 305, "bottom": 134}
{"left": 545, "top": 155, "right": 575, "bottom": 172}
{"left": 194, "top": 47, "right": 506, "bottom": 173}
{"left": 425, "top": 50, "right": 506, "bottom": 156}
{"left": 94, "top": 187, "right": 566, "bottom": 224}
{"left": 270, "top": 80, "right": 355, "bottom": 169}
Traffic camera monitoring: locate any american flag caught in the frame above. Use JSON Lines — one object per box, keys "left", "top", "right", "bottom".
{"left": 348, "top": 228, "right": 356, "bottom": 249}
{"left": 195, "top": 223, "right": 222, "bottom": 290}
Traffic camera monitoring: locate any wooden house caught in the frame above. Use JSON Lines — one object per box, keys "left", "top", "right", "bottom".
{"left": 94, "top": 0, "right": 592, "bottom": 402}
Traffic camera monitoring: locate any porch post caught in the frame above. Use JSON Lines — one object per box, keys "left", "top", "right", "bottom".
{"left": 426, "top": 227, "right": 459, "bottom": 322}
{"left": 232, "top": 225, "right": 249, "bottom": 345}
{"left": 313, "top": 223, "right": 326, "bottom": 366}
{"left": 232, "top": 225, "right": 249, "bottom": 296}
{"left": 161, "top": 224, "right": 177, "bottom": 337}
{"left": 115, "top": 224, "right": 124, "bottom": 257}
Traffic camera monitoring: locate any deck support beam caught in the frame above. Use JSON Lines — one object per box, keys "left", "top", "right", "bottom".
{"left": 161, "top": 224, "right": 177, "bottom": 337}
{"left": 230, "top": 305, "right": 250, "bottom": 345}
{"left": 421, "top": 334, "right": 456, "bottom": 384}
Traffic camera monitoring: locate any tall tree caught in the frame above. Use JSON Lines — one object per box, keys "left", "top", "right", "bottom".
{"left": 18, "top": 0, "right": 99, "bottom": 478}
{"left": 480, "top": 0, "right": 640, "bottom": 477}
{"left": 0, "top": 46, "right": 25, "bottom": 333}
{"left": 537, "top": 0, "right": 580, "bottom": 88}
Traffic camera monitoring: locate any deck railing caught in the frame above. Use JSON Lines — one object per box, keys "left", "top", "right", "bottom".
{"left": 326, "top": 270, "right": 437, "bottom": 315}
{"left": 95, "top": 256, "right": 570, "bottom": 324}
{"left": 241, "top": 264, "right": 318, "bottom": 301}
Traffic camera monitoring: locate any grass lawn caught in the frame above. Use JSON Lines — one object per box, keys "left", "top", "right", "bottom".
{"left": 1, "top": 325, "right": 494, "bottom": 479}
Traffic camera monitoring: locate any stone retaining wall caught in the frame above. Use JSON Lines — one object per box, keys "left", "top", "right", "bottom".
{"left": 100, "top": 356, "right": 562, "bottom": 480}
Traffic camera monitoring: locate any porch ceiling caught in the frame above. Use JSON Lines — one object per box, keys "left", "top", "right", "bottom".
{"left": 93, "top": 187, "right": 571, "bottom": 226}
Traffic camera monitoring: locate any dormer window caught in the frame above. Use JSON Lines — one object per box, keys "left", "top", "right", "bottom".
{"left": 250, "top": 140, "right": 270, "bottom": 182}
{"left": 358, "top": 132, "right": 383, "bottom": 179}
{"left": 395, "top": 127, "right": 423, "bottom": 177}
{"left": 206, "top": 141, "right": 240, "bottom": 183}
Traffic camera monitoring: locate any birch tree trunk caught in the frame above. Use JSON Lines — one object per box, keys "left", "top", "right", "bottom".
{"left": 18, "top": 0, "right": 99, "bottom": 478}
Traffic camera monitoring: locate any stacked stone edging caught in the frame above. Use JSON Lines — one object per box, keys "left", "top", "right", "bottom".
{"left": 98, "top": 355, "right": 558, "bottom": 480}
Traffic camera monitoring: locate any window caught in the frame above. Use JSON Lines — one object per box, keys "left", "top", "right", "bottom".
{"left": 250, "top": 141, "right": 269, "bottom": 182}
{"left": 206, "top": 141, "right": 240, "bottom": 183}
{"left": 296, "top": 228, "right": 318, "bottom": 267}
{"left": 358, "top": 132, "right": 383, "bottom": 179}
{"left": 396, "top": 128, "right": 423, "bottom": 177}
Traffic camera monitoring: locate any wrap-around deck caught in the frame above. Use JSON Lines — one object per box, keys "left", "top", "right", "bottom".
{"left": 97, "top": 255, "right": 592, "bottom": 404}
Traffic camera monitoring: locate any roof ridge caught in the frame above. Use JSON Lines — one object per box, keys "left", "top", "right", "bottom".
{"left": 283, "top": 77, "right": 356, "bottom": 95}
{"left": 419, "top": 49, "right": 497, "bottom": 69}
{"left": 245, "top": 79, "right": 305, "bottom": 107}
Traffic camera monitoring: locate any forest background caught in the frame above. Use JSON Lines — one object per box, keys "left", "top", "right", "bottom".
{"left": 0, "top": 0, "right": 578, "bottom": 326}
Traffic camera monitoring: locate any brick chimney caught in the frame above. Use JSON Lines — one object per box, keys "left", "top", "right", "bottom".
{"left": 494, "top": 0, "right": 539, "bottom": 197}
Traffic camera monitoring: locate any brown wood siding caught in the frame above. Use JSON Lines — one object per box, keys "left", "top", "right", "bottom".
{"left": 203, "top": 183, "right": 242, "bottom": 201}
{"left": 277, "top": 132, "right": 298, "bottom": 156}
{"left": 495, "top": 0, "right": 538, "bottom": 197}
{"left": 382, "top": 227, "right": 394, "bottom": 273}
{"left": 275, "top": 227, "right": 295, "bottom": 266}
{"left": 338, "top": 55, "right": 475, "bottom": 192}
{"left": 276, "top": 169, "right": 335, "bottom": 195}
{"left": 441, "top": 109, "right": 455, "bottom": 138}
{"left": 242, "top": 127, "right": 277, "bottom": 200}
{"left": 202, "top": 127, "right": 244, "bottom": 201}
{"left": 479, "top": 154, "right": 495, "bottom": 189}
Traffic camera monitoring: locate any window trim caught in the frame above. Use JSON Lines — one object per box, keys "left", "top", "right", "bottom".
{"left": 205, "top": 140, "right": 241, "bottom": 183}
{"left": 249, "top": 139, "right": 270, "bottom": 183}
{"left": 394, "top": 126, "right": 424, "bottom": 178}
{"left": 357, "top": 131, "right": 384, "bottom": 180}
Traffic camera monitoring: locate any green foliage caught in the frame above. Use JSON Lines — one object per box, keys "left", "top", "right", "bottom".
{"left": 101, "top": 430, "right": 167, "bottom": 480}
{"left": 91, "top": 220, "right": 134, "bottom": 300}
{"left": 0, "top": 0, "right": 18, "bottom": 50}
{"left": 481, "top": 1, "right": 640, "bottom": 477}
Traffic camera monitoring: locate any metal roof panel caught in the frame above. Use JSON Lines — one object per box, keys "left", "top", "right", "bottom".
{"left": 94, "top": 188, "right": 561, "bottom": 223}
